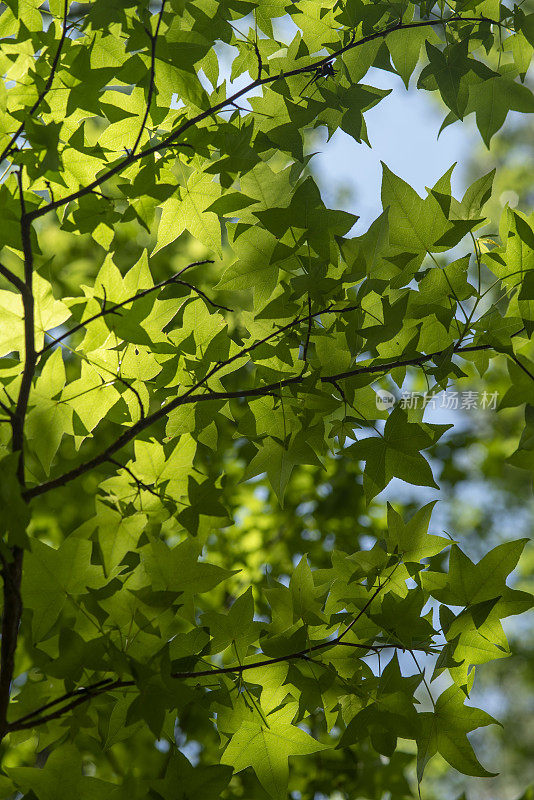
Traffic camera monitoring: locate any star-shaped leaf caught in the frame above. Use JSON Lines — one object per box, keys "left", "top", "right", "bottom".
{"left": 244, "top": 434, "right": 322, "bottom": 505}
{"left": 416, "top": 684, "right": 499, "bottom": 780}
{"left": 348, "top": 407, "right": 450, "bottom": 500}
{"left": 202, "top": 587, "right": 262, "bottom": 660}
{"left": 221, "top": 703, "right": 327, "bottom": 798}
{"left": 422, "top": 539, "right": 529, "bottom": 606}
{"left": 386, "top": 501, "right": 450, "bottom": 561}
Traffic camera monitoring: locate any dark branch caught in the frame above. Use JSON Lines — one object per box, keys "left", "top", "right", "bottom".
{"left": 12, "top": 170, "right": 38, "bottom": 478}
{"left": 0, "top": 400, "right": 13, "bottom": 419}
{"left": 6, "top": 678, "right": 116, "bottom": 729}
{"left": 107, "top": 457, "right": 162, "bottom": 500}
{"left": 110, "top": 372, "right": 146, "bottom": 420}
{"left": 178, "top": 280, "right": 233, "bottom": 313}
{"left": 24, "top": 313, "right": 521, "bottom": 502}
{"left": 511, "top": 353, "right": 534, "bottom": 384}
{"left": 23, "top": 302, "right": 350, "bottom": 497}
{"left": 8, "top": 682, "right": 123, "bottom": 731}
{"left": 253, "top": 35, "right": 263, "bottom": 81}
{"left": 0, "top": 168, "right": 38, "bottom": 736}
{"left": 0, "top": 262, "right": 27, "bottom": 296}
{"left": 301, "top": 295, "right": 312, "bottom": 365}
{"left": 7, "top": 565, "right": 400, "bottom": 732}
{"left": 0, "top": 550, "right": 23, "bottom": 737}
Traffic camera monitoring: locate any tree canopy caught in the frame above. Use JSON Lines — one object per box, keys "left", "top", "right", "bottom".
{"left": 0, "top": 0, "right": 533, "bottom": 798}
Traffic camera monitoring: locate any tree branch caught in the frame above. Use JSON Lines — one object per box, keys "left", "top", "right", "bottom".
{"left": 22, "top": 302, "right": 354, "bottom": 498}
{"left": 253, "top": 33, "right": 263, "bottom": 82}
{"left": 0, "top": 262, "right": 27, "bottom": 295}
{"left": 4, "top": 678, "right": 116, "bottom": 730}
{"left": 24, "top": 320, "right": 515, "bottom": 503}
{"left": 301, "top": 294, "right": 312, "bottom": 366}
{"left": 26, "top": 14, "right": 501, "bottom": 224}
{"left": 110, "top": 372, "right": 146, "bottom": 420}
{"left": 12, "top": 170, "right": 37, "bottom": 479}
{"left": 0, "top": 399, "right": 14, "bottom": 420}
{"left": 0, "top": 169, "right": 38, "bottom": 738}
{"left": 8, "top": 682, "right": 123, "bottom": 732}
{"left": 107, "top": 456, "right": 163, "bottom": 500}
{"left": 511, "top": 353, "right": 534, "bottom": 384}
{"left": 7, "top": 564, "right": 405, "bottom": 732}
{"left": 0, "top": 550, "right": 23, "bottom": 737}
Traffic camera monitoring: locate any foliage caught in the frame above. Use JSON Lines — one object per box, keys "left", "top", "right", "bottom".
{"left": 0, "top": 0, "right": 533, "bottom": 798}
{"left": 422, "top": 66, "right": 534, "bottom": 797}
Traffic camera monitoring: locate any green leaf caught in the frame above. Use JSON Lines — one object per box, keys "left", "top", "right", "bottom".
{"left": 348, "top": 407, "right": 450, "bottom": 500}
{"left": 417, "top": 684, "right": 499, "bottom": 779}
{"left": 468, "top": 76, "right": 534, "bottom": 147}
{"left": 23, "top": 537, "right": 103, "bottom": 642}
{"left": 141, "top": 537, "right": 235, "bottom": 597}
{"left": 97, "top": 507, "right": 147, "bottom": 575}
{"left": 386, "top": 501, "right": 449, "bottom": 561}
{"left": 422, "top": 40, "right": 472, "bottom": 119}
{"left": 150, "top": 751, "right": 232, "bottom": 800}
{"left": 216, "top": 225, "right": 283, "bottom": 306}
{"left": 255, "top": 177, "right": 356, "bottom": 259}
{"left": 0, "top": 454, "right": 29, "bottom": 547}
{"left": 423, "top": 539, "right": 529, "bottom": 606}
{"left": 244, "top": 433, "right": 323, "bottom": 505}
{"left": 221, "top": 703, "right": 328, "bottom": 798}
{"left": 8, "top": 744, "right": 114, "bottom": 800}
{"left": 381, "top": 163, "right": 452, "bottom": 254}
{"left": 26, "top": 348, "right": 74, "bottom": 473}
{"left": 202, "top": 586, "right": 261, "bottom": 659}
{"left": 154, "top": 172, "right": 222, "bottom": 256}
{"left": 456, "top": 169, "right": 496, "bottom": 219}
{"left": 387, "top": 25, "right": 430, "bottom": 88}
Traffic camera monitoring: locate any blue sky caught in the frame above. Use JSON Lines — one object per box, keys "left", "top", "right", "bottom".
{"left": 311, "top": 67, "right": 481, "bottom": 232}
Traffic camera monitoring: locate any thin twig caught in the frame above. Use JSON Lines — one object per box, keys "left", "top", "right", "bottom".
{"left": 111, "top": 372, "right": 146, "bottom": 420}
{"left": 8, "top": 679, "right": 116, "bottom": 728}
{"left": 253, "top": 35, "right": 263, "bottom": 81}
{"left": 302, "top": 294, "right": 312, "bottom": 365}
{"left": 0, "top": 401, "right": 13, "bottom": 419}
{"left": 131, "top": 0, "right": 167, "bottom": 156}
{"left": 0, "top": 263, "right": 27, "bottom": 295}
{"left": 178, "top": 279, "right": 233, "bottom": 313}
{"left": 511, "top": 353, "right": 534, "bottom": 383}
{"left": 107, "top": 457, "right": 162, "bottom": 500}
{"left": 39, "top": 259, "right": 215, "bottom": 355}
{"left": 336, "top": 561, "right": 400, "bottom": 643}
